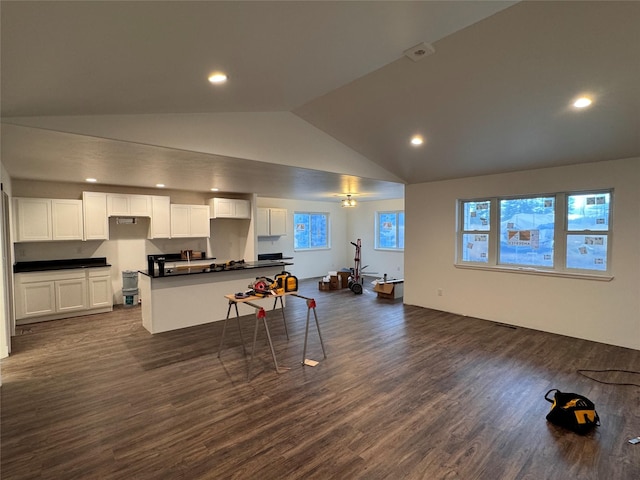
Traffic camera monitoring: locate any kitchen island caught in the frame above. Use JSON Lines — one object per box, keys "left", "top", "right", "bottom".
{"left": 139, "top": 260, "right": 292, "bottom": 334}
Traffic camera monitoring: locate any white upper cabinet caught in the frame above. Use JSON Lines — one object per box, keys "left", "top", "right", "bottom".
{"left": 107, "top": 194, "right": 151, "bottom": 217}
{"left": 15, "top": 198, "right": 51, "bottom": 241}
{"left": 149, "top": 195, "right": 171, "bottom": 239}
{"left": 14, "top": 198, "right": 83, "bottom": 242}
{"left": 170, "top": 204, "right": 210, "bottom": 238}
{"left": 257, "top": 207, "right": 287, "bottom": 236}
{"left": 208, "top": 198, "right": 251, "bottom": 219}
{"left": 82, "top": 192, "right": 109, "bottom": 240}
{"left": 189, "top": 205, "right": 211, "bottom": 237}
{"left": 51, "top": 199, "right": 84, "bottom": 240}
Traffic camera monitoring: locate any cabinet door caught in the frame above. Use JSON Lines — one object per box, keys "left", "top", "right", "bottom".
{"left": 129, "top": 195, "right": 151, "bottom": 216}
{"left": 269, "top": 208, "right": 287, "bottom": 236}
{"left": 212, "top": 198, "right": 234, "bottom": 218}
{"left": 170, "top": 205, "right": 191, "bottom": 237}
{"left": 257, "top": 208, "right": 270, "bottom": 236}
{"left": 189, "top": 205, "right": 211, "bottom": 237}
{"left": 88, "top": 276, "right": 112, "bottom": 308}
{"left": 107, "top": 194, "right": 130, "bottom": 216}
{"left": 234, "top": 200, "right": 251, "bottom": 219}
{"left": 56, "top": 278, "right": 87, "bottom": 313}
{"left": 83, "top": 192, "right": 109, "bottom": 240}
{"left": 52, "top": 199, "right": 84, "bottom": 240}
{"left": 150, "top": 196, "right": 171, "bottom": 239}
{"left": 15, "top": 281, "right": 56, "bottom": 319}
{"left": 15, "top": 198, "right": 52, "bottom": 241}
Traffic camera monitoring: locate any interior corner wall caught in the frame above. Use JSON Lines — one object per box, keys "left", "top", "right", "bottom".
{"left": 404, "top": 157, "right": 640, "bottom": 350}
{"left": 346, "top": 198, "right": 405, "bottom": 281}
{"left": 0, "top": 161, "right": 13, "bottom": 359}
{"left": 256, "top": 197, "right": 406, "bottom": 281}
{"left": 256, "top": 197, "right": 351, "bottom": 279}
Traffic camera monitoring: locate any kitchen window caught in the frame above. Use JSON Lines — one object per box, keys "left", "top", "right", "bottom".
{"left": 293, "top": 212, "right": 330, "bottom": 250}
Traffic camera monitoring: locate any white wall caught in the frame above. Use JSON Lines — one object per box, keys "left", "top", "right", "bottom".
{"left": 405, "top": 157, "right": 640, "bottom": 350}
{"left": 14, "top": 221, "right": 210, "bottom": 305}
{"left": 256, "top": 197, "right": 405, "bottom": 281}
{"left": 346, "top": 198, "right": 405, "bottom": 281}
{"left": 256, "top": 197, "right": 350, "bottom": 279}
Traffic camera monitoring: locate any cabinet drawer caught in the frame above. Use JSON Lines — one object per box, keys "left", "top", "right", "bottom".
{"left": 88, "top": 267, "right": 112, "bottom": 278}
{"left": 16, "top": 270, "right": 86, "bottom": 284}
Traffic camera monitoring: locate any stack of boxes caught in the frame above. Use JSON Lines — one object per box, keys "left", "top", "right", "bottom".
{"left": 318, "top": 270, "right": 351, "bottom": 291}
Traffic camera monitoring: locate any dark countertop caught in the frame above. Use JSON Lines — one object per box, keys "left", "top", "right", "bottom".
{"left": 140, "top": 260, "right": 293, "bottom": 278}
{"left": 14, "top": 257, "right": 111, "bottom": 273}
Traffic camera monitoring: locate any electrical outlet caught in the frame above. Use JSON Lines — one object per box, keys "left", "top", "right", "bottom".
{"left": 437, "top": 288, "right": 443, "bottom": 296}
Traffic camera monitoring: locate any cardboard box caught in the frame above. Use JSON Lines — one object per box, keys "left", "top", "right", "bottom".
{"left": 329, "top": 275, "right": 339, "bottom": 290}
{"left": 338, "top": 271, "right": 350, "bottom": 289}
{"left": 318, "top": 281, "right": 331, "bottom": 291}
{"left": 373, "top": 280, "right": 404, "bottom": 300}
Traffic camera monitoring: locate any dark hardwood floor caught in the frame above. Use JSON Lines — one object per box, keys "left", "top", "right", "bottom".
{"left": 2, "top": 279, "right": 639, "bottom": 479}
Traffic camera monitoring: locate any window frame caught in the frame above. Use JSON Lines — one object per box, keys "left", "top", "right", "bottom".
{"left": 293, "top": 211, "right": 331, "bottom": 251}
{"left": 375, "top": 210, "right": 405, "bottom": 251}
{"left": 456, "top": 189, "right": 613, "bottom": 281}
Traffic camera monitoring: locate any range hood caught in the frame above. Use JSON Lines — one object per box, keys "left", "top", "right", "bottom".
{"left": 115, "top": 217, "right": 138, "bottom": 225}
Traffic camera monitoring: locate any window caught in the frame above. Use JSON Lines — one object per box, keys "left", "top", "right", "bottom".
{"left": 376, "top": 211, "right": 404, "bottom": 250}
{"left": 457, "top": 189, "right": 612, "bottom": 276}
{"left": 293, "top": 212, "right": 329, "bottom": 250}
{"left": 566, "top": 192, "right": 610, "bottom": 272}
{"left": 500, "top": 196, "right": 555, "bottom": 267}
{"left": 460, "top": 200, "right": 490, "bottom": 263}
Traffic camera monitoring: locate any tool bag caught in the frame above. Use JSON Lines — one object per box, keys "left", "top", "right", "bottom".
{"left": 275, "top": 271, "right": 298, "bottom": 292}
{"left": 544, "top": 389, "right": 600, "bottom": 434}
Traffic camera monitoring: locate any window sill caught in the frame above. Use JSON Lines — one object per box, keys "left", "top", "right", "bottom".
{"left": 454, "top": 263, "right": 613, "bottom": 281}
{"left": 374, "top": 248, "right": 404, "bottom": 252}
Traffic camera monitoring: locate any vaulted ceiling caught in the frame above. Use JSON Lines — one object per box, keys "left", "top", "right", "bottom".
{"left": 1, "top": 1, "right": 638, "bottom": 201}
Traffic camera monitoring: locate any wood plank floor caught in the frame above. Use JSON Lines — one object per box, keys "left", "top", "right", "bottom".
{"left": 2, "top": 279, "right": 640, "bottom": 479}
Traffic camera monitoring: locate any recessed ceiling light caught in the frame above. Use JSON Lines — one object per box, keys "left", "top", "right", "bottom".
{"left": 573, "top": 97, "right": 592, "bottom": 108}
{"left": 410, "top": 135, "right": 424, "bottom": 146}
{"left": 156, "top": 184, "right": 165, "bottom": 188}
{"left": 208, "top": 72, "right": 227, "bottom": 84}
{"left": 85, "top": 178, "right": 97, "bottom": 183}
{"left": 210, "top": 188, "right": 219, "bottom": 192}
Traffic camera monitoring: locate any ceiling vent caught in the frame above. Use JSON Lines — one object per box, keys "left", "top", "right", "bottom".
{"left": 403, "top": 42, "right": 435, "bottom": 62}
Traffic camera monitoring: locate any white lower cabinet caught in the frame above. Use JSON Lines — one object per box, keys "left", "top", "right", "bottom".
{"left": 15, "top": 268, "right": 113, "bottom": 322}
{"left": 88, "top": 268, "right": 113, "bottom": 308}
{"left": 18, "top": 281, "right": 56, "bottom": 318}
{"left": 55, "top": 277, "right": 87, "bottom": 313}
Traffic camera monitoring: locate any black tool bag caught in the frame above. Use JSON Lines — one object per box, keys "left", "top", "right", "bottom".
{"left": 544, "top": 389, "right": 600, "bottom": 434}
